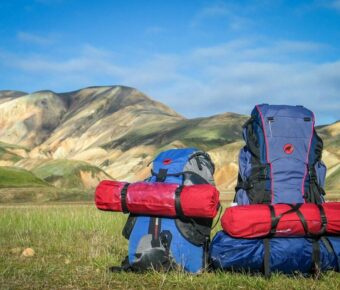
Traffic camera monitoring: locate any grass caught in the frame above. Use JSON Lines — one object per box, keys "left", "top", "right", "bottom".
{"left": 0, "top": 187, "right": 93, "bottom": 203}
{"left": 0, "top": 204, "right": 339, "bottom": 289}
{"left": 0, "top": 166, "right": 49, "bottom": 188}
{"left": 0, "top": 159, "right": 112, "bottom": 203}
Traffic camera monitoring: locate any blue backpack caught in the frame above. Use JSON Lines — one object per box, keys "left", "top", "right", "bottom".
{"left": 120, "top": 148, "right": 216, "bottom": 273}
{"left": 234, "top": 104, "right": 327, "bottom": 205}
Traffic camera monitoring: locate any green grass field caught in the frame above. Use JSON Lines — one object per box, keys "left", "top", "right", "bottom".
{"left": 0, "top": 167, "right": 49, "bottom": 188}
{"left": 0, "top": 204, "right": 339, "bottom": 289}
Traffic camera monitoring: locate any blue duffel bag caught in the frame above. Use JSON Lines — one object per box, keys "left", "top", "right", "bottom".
{"left": 210, "top": 231, "right": 340, "bottom": 276}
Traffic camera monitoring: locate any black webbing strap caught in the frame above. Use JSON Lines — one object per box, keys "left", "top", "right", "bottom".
{"left": 151, "top": 169, "right": 184, "bottom": 181}
{"left": 321, "top": 237, "right": 333, "bottom": 253}
{"left": 156, "top": 169, "right": 168, "bottom": 182}
{"left": 268, "top": 205, "right": 277, "bottom": 235}
{"left": 269, "top": 203, "right": 329, "bottom": 237}
{"left": 203, "top": 236, "right": 210, "bottom": 270}
{"left": 316, "top": 204, "right": 328, "bottom": 236}
{"left": 188, "top": 151, "right": 215, "bottom": 173}
{"left": 268, "top": 204, "right": 309, "bottom": 236}
{"left": 242, "top": 116, "right": 254, "bottom": 128}
{"left": 195, "top": 156, "right": 203, "bottom": 170}
{"left": 294, "top": 208, "right": 309, "bottom": 234}
{"left": 151, "top": 169, "right": 212, "bottom": 185}
{"left": 235, "top": 180, "right": 253, "bottom": 192}
{"left": 174, "top": 185, "right": 185, "bottom": 219}
{"left": 263, "top": 238, "right": 271, "bottom": 278}
{"left": 120, "top": 183, "right": 130, "bottom": 214}
{"left": 312, "top": 239, "right": 321, "bottom": 277}
{"left": 306, "top": 165, "right": 324, "bottom": 204}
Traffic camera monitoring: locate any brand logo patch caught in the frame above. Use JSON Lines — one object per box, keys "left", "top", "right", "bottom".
{"left": 283, "top": 144, "right": 294, "bottom": 154}
{"left": 163, "top": 158, "right": 172, "bottom": 165}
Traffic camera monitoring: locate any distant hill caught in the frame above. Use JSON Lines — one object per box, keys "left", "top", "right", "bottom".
{"left": 0, "top": 90, "right": 27, "bottom": 104}
{"left": 0, "top": 166, "right": 48, "bottom": 188}
{"left": 317, "top": 121, "right": 340, "bottom": 192}
{"left": 0, "top": 86, "right": 338, "bottom": 202}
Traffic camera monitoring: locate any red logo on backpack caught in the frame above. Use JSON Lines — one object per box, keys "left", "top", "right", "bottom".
{"left": 163, "top": 158, "right": 172, "bottom": 165}
{"left": 283, "top": 144, "right": 294, "bottom": 154}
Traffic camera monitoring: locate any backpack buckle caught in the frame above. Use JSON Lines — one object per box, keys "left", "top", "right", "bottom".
{"left": 235, "top": 180, "right": 253, "bottom": 191}
{"left": 258, "top": 166, "right": 267, "bottom": 180}
{"left": 156, "top": 169, "right": 168, "bottom": 182}
{"left": 307, "top": 165, "right": 317, "bottom": 181}
{"left": 244, "top": 181, "right": 253, "bottom": 190}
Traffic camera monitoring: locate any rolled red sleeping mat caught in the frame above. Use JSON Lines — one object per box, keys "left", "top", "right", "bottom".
{"left": 222, "top": 203, "right": 340, "bottom": 238}
{"left": 95, "top": 180, "right": 220, "bottom": 218}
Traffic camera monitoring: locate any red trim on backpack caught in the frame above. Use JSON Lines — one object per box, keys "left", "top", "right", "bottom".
{"left": 256, "top": 105, "right": 274, "bottom": 203}
{"left": 302, "top": 112, "right": 315, "bottom": 200}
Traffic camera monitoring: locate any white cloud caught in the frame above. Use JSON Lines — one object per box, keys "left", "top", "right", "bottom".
{"left": 0, "top": 38, "right": 339, "bottom": 124}
{"left": 190, "top": 2, "right": 253, "bottom": 31}
{"left": 17, "top": 31, "right": 56, "bottom": 46}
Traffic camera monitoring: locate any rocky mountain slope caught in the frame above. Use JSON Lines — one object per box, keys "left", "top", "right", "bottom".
{"left": 0, "top": 86, "right": 338, "bottom": 202}
{"left": 317, "top": 121, "right": 340, "bottom": 191}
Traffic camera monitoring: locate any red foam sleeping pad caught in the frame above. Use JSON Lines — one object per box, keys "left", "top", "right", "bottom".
{"left": 95, "top": 180, "right": 220, "bottom": 218}
{"left": 222, "top": 203, "right": 340, "bottom": 238}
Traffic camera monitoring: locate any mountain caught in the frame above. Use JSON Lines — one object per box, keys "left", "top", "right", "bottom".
{"left": 0, "top": 90, "right": 67, "bottom": 147}
{"left": 0, "top": 90, "right": 27, "bottom": 104}
{"left": 0, "top": 86, "right": 338, "bottom": 202}
{"left": 317, "top": 121, "right": 340, "bottom": 192}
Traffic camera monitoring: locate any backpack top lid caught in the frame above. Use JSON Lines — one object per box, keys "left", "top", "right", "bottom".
{"left": 253, "top": 104, "right": 314, "bottom": 122}
{"left": 150, "top": 147, "right": 215, "bottom": 185}
{"left": 153, "top": 148, "right": 197, "bottom": 176}
{"left": 251, "top": 104, "right": 316, "bottom": 164}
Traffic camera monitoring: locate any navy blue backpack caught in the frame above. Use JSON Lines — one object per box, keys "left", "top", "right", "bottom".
{"left": 120, "top": 148, "right": 216, "bottom": 273}
{"left": 210, "top": 105, "right": 339, "bottom": 277}
{"left": 234, "top": 104, "right": 327, "bottom": 205}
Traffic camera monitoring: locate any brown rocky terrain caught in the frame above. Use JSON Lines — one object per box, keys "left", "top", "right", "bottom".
{"left": 0, "top": 85, "right": 338, "bottom": 202}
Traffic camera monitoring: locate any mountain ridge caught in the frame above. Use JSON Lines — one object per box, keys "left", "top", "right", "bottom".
{"left": 0, "top": 85, "right": 339, "bottom": 201}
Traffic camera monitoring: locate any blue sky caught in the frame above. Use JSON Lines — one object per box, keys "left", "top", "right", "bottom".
{"left": 0, "top": 0, "right": 339, "bottom": 124}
